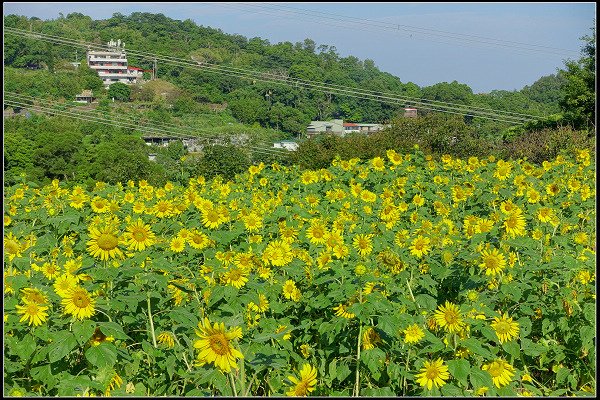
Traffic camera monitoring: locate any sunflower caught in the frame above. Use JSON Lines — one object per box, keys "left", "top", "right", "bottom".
{"left": 222, "top": 267, "right": 249, "bottom": 289}
{"left": 157, "top": 331, "right": 175, "bottom": 348}
{"left": 169, "top": 236, "right": 186, "bottom": 253}
{"left": 123, "top": 219, "right": 155, "bottom": 251}
{"left": 62, "top": 286, "right": 96, "bottom": 320}
{"left": 193, "top": 318, "right": 243, "bottom": 373}
{"left": 242, "top": 212, "right": 263, "bottom": 232}
{"left": 200, "top": 206, "right": 224, "bottom": 229}
{"left": 4, "top": 232, "right": 22, "bottom": 261}
{"left": 434, "top": 301, "right": 464, "bottom": 333}
{"left": 87, "top": 225, "right": 123, "bottom": 261}
{"left": 153, "top": 199, "right": 174, "bottom": 218}
{"left": 20, "top": 288, "right": 48, "bottom": 305}
{"left": 41, "top": 262, "right": 60, "bottom": 280}
{"left": 305, "top": 220, "right": 327, "bottom": 245}
{"left": 415, "top": 358, "right": 450, "bottom": 390}
{"left": 482, "top": 359, "right": 515, "bottom": 388}
{"left": 15, "top": 301, "right": 49, "bottom": 326}
{"left": 90, "top": 196, "right": 109, "bottom": 213}
{"left": 353, "top": 234, "right": 374, "bottom": 257}
{"left": 479, "top": 247, "right": 507, "bottom": 276}
{"left": 282, "top": 280, "right": 301, "bottom": 301}
{"left": 410, "top": 236, "right": 432, "bottom": 258}
{"left": 53, "top": 273, "right": 79, "bottom": 297}
{"left": 362, "top": 327, "right": 382, "bottom": 350}
{"left": 90, "top": 327, "right": 115, "bottom": 346}
{"left": 286, "top": 364, "right": 318, "bottom": 397}
{"left": 263, "top": 240, "right": 293, "bottom": 267}
{"left": 187, "top": 229, "right": 210, "bottom": 250}
{"left": 333, "top": 303, "right": 355, "bottom": 319}
{"left": 403, "top": 324, "right": 425, "bottom": 344}
{"left": 490, "top": 313, "right": 520, "bottom": 343}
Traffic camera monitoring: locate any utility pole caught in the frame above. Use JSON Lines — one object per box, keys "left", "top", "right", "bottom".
{"left": 153, "top": 58, "right": 157, "bottom": 80}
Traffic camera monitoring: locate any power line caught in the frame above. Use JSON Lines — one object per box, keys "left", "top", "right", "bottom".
{"left": 3, "top": 98, "right": 290, "bottom": 158}
{"left": 4, "top": 28, "right": 538, "bottom": 124}
{"left": 4, "top": 27, "right": 537, "bottom": 122}
{"left": 5, "top": 92, "right": 290, "bottom": 155}
{"left": 223, "top": 2, "right": 579, "bottom": 57}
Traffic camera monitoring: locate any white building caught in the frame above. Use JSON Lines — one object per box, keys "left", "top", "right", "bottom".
{"left": 273, "top": 140, "right": 299, "bottom": 151}
{"left": 87, "top": 39, "right": 140, "bottom": 87}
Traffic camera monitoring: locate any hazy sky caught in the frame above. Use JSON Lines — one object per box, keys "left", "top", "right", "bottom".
{"left": 4, "top": 2, "right": 596, "bottom": 93}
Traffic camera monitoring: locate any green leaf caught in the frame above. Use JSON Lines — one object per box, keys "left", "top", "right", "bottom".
{"left": 556, "top": 366, "right": 569, "bottom": 385}
{"left": 521, "top": 338, "right": 547, "bottom": 357}
{"left": 447, "top": 359, "right": 470, "bottom": 387}
{"left": 30, "top": 363, "right": 58, "bottom": 389}
{"left": 12, "top": 333, "right": 37, "bottom": 361}
{"left": 441, "top": 383, "right": 463, "bottom": 396}
{"left": 469, "top": 368, "right": 494, "bottom": 390}
{"left": 502, "top": 340, "right": 521, "bottom": 360}
{"left": 48, "top": 331, "right": 78, "bottom": 363}
{"left": 85, "top": 342, "right": 118, "bottom": 368}
{"left": 415, "top": 293, "right": 438, "bottom": 311}
{"left": 518, "top": 317, "right": 532, "bottom": 339}
{"left": 97, "top": 321, "right": 131, "bottom": 340}
{"left": 462, "top": 337, "right": 493, "bottom": 359}
{"left": 72, "top": 320, "right": 96, "bottom": 346}
{"left": 336, "top": 362, "right": 352, "bottom": 383}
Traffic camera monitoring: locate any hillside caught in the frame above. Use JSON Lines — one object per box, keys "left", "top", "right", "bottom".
{"left": 4, "top": 12, "right": 565, "bottom": 138}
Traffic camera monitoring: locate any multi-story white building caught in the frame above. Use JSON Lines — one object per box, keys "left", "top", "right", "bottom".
{"left": 87, "top": 39, "right": 141, "bottom": 87}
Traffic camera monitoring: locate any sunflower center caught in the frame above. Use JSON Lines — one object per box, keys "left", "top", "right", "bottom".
{"left": 426, "top": 367, "right": 439, "bottom": 379}
{"left": 229, "top": 269, "right": 242, "bottom": 281}
{"left": 209, "top": 334, "right": 230, "bottom": 355}
{"left": 25, "top": 303, "right": 40, "bottom": 314}
{"left": 132, "top": 229, "right": 147, "bottom": 242}
{"left": 485, "top": 257, "right": 499, "bottom": 269}
{"left": 72, "top": 292, "right": 91, "bottom": 308}
{"left": 97, "top": 233, "right": 118, "bottom": 250}
{"left": 494, "top": 321, "right": 511, "bottom": 334}
{"left": 6, "top": 240, "right": 20, "bottom": 254}
{"left": 444, "top": 310, "right": 459, "bottom": 324}
{"left": 206, "top": 210, "right": 220, "bottom": 222}
{"left": 487, "top": 362, "right": 503, "bottom": 377}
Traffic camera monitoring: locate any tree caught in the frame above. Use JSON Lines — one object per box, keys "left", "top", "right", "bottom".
{"left": 107, "top": 82, "right": 131, "bottom": 101}
{"left": 559, "top": 25, "right": 596, "bottom": 130}
{"left": 196, "top": 144, "right": 250, "bottom": 180}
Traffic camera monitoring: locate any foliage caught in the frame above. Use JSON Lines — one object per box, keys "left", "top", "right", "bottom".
{"left": 196, "top": 144, "right": 251, "bottom": 180}
{"left": 558, "top": 26, "right": 596, "bottom": 131}
{"left": 3, "top": 149, "right": 596, "bottom": 396}
{"left": 107, "top": 82, "right": 132, "bottom": 102}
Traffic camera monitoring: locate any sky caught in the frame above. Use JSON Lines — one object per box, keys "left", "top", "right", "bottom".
{"left": 3, "top": 2, "right": 596, "bottom": 93}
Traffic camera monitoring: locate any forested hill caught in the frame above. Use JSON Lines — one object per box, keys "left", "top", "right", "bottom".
{"left": 4, "top": 12, "right": 565, "bottom": 136}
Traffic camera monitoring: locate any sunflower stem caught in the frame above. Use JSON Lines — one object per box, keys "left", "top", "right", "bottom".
{"left": 354, "top": 320, "right": 362, "bottom": 396}
{"left": 229, "top": 371, "right": 238, "bottom": 397}
{"left": 147, "top": 295, "right": 157, "bottom": 348}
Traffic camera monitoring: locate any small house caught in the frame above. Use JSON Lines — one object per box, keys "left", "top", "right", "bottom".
{"left": 75, "top": 90, "right": 96, "bottom": 103}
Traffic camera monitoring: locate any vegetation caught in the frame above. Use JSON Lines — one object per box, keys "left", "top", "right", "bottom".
{"left": 3, "top": 12, "right": 576, "bottom": 139}
{"left": 3, "top": 148, "right": 595, "bottom": 396}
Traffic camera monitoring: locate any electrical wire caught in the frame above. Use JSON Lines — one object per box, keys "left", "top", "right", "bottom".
{"left": 4, "top": 27, "right": 540, "bottom": 124}
{"left": 3, "top": 98, "right": 290, "bottom": 158}
{"left": 5, "top": 91, "right": 287, "bottom": 152}
{"left": 223, "top": 2, "right": 579, "bottom": 57}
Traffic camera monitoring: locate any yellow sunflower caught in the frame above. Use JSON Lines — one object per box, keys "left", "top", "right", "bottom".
{"left": 62, "top": 286, "right": 96, "bottom": 320}
{"left": 479, "top": 247, "right": 507, "bottom": 277}
{"left": 415, "top": 358, "right": 450, "bottom": 390}
{"left": 286, "top": 364, "right": 318, "bottom": 397}
{"left": 482, "top": 359, "right": 515, "bottom": 388}
{"left": 353, "top": 234, "right": 374, "bottom": 257}
{"left": 193, "top": 318, "right": 243, "bottom": 373}
{"left": 4, "top": 232, "right": 22, "bottom": 261}
{"left": 490, "top": 313, "right": 520, "bottom": 343}
{"left": 410, "top": 236, "right": 432, "bottom": 258}
{"left": 403, "top": 324, "right": 425, "bottom": 344}
{"left": 503, "top": 211, "right": 527, "bottom": 237}
{"left": 87, "top": 225, "right": 123, "bottom": 261}
{"left": 333, "top": 303, "right": 355, "bottom": 319}
{"left": 433, "top": 301, "right": 464, "bottom": 333}
{"left": 15, "top": 301, "right": 49, "bottom": 326}
{"left": 123, "top": 219, "right": 155, "bottom": 251}
{"left": 362, "top": 327, "right": 382, "bottom": 350}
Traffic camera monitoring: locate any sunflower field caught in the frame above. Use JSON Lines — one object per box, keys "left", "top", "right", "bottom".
{"left": 3, "top": 147, "right": 596, "bottom": 397}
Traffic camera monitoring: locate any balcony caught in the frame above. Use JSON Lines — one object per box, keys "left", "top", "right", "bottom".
{"left": 89, "top": 64, "right": 128, "bottom": 70}
{"left": 88, "top": 56, "right": 128, "bottom": 63}
{"left": 97, "top": 71, "right": 138, "bottom": 77}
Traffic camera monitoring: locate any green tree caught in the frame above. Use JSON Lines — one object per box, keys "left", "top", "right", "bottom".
{"left": 559, "top": 25, "right": 596, "bottom": 130}
{"left": 196, "top": 144, "right": 250, "bottom": 180}
{"left": 107, "top": 82, "right": 131, "bottom": 101}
